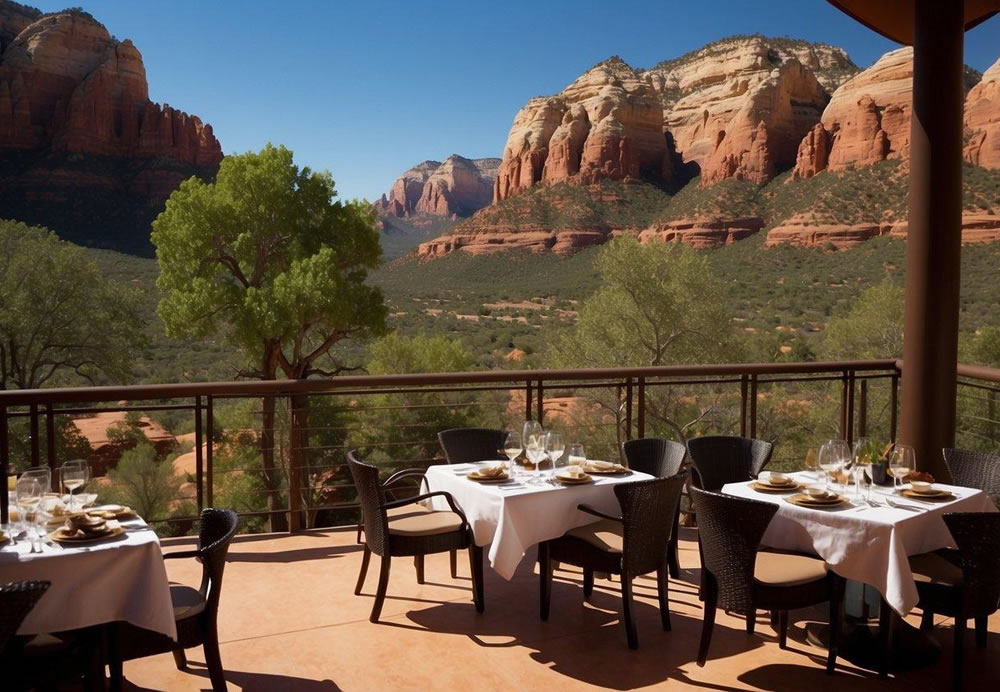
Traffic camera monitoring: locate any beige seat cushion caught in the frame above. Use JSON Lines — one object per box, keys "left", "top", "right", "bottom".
{"left": 388, "top": 510, "right": 464, "bottom": 537}
{"left": 754, "top": 552, "right": 828, "bottom": 587}
{"left": 566, "top": 519, "right": 624, "bottom": 553}
{"left": 910, "top": 552, "right": 964, "bottom": 587}
{"left": 170, "top": 583, "right": 207, "bottom": 619}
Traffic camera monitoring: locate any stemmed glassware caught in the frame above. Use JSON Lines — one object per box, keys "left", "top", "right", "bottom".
{"left": 501, "top": 431, "right": 522, "bottom": 478}
{"left": 818, "top": 440, "right": 850, "bottom": 491}
{"left": 851, "top": 437, "right": 870, "bottom": 500}
{"left": 61, "top": 460, "right": 89, "bottom": 511}
{"left": 525, "top": 432, "right": 547, "bottom": 484}
{"left": 888, "top": 444, "right": 915, "bottom": 494}
{"left": 545, "top": 432, "right": 565, "bottom": 480}
{"left": 15, "top": 476, "right": 43, "bottom": 551}
{"left": 567, "top": 443, "right": 586, "bottom": 468}
{"left": 803, "top": 447, "right": 819, "bottom": 480}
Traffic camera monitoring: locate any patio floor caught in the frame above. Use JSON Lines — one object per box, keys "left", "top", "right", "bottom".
{"left": 123, "top": 527, "right": 1000, "bottom": 691}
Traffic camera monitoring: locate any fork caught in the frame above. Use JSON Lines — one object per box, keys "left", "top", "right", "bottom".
{"left": 885, "top": 497, "right": 924, "bottom": 512}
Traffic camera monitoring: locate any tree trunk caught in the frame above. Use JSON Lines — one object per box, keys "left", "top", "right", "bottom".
{"left": 260, "top": 395, "right": 288, "bottom": 532}
{"left": 289, "top": 392, "right": 310, "bottom": 531}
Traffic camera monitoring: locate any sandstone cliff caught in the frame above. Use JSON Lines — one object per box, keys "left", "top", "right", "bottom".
{"left": 965, "top": 58, "right": 1000, "bottom": 170}
{"left": 376, "top": 155, "right": 499, "bottom": 218}
{"left": 0, "top": 3, "right": 222, "bottom": 254}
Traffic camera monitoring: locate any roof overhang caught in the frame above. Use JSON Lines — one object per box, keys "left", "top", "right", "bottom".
{"left": 827, "top": 0, "right": 1000, "bottom": 44}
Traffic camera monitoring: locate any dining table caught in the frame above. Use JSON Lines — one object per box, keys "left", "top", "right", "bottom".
{"left": 721, "top": 472, "right": 997, "bottom": 616}
{"left": 423, "top": 461, "right": 652, "bottom": 580}
{"left": 0, "top": 510, "right": 176, "bottom": 640}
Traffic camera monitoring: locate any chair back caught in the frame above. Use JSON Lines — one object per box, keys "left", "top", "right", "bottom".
{"left": 348, "top": 451, "right": 391, "bottom": 556}
{"left": 616, "top": 473, "right": 687, "bottom": 576}
{"left": 942, "top": 448, "right": 1000, "bottom": 504}
{"left": 623, "top": 438, "right": 686, "bottom": 478}
{"left": 686, "top": 436, "right": 773, "bottom": 490}
{"left": 943, "top": 512, "right": 1000, "bottom": 617}
{"left": 195, "top": 508, "right": 239, "bottom": 618}
{"left": 0, "top": 581, "right": 50, "bottom": 652}
{"left": 438, "top": 428, "right": 507, "bottom": 464}
{"left": 690, "top": 487, "right": 777, "bottom": 614}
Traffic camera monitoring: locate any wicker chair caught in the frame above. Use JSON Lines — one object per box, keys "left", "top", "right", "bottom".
{"left": 111, "top": 508, "right": 240, "bottom": 692}
{"left": 690, "top": 487, "right": 842, "bottom": 672}
{"left": 686, "top": 435, "right": 773, "bottom": 491}
{"left": 623, "top": 438, "right": 687, "bottom": 578}
{"left": 942, "top": 448, "right": 1000, "bottom": 504}
{"left": 438, "top": 427, "right": 507, "bottom": 465}
{"left": 0, "top": 580, "right": 104, "bottom": 691}
{"left": 349, "top": 451, "right": 483, "bottom": 622}
{"left": 908, "top": 512, "right": 1000, "bottom": 691}
{"left": 538, "top": 474, "right": 687, "bottom": 649}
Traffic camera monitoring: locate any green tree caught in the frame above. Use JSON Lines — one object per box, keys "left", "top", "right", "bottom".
{"left": 549, "top": 236, "right": 739, "bottom": 449}
{"left": 105, "top": 442, "right": 181, "bottom": 523}
{"left": 822, "top": 279, "right": 904, "bottom": 360}
{"left": 0, "top": 220, "right": 145, "bottom": 390}
{"left": 153, "top": 144, "right": 388, "bottom": 530}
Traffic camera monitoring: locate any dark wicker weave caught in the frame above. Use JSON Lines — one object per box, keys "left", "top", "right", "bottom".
{"left": 438, "top": 427, "right": 507, "bottom": 464}
{"left": 112, "top": 508, "right": 240, "bottom": 692}
{"left": 538, "top": 473, "right": 686, "bottom": 649}
{"left": 624, "top": 437, "right": 687, "bottom": 578}
{"left": 0, "top": 580, "right": 50, "bottom": 652}
{"left": 943, "top": 448, "right": 1000, "bottom": 504}
{"left": 686, "top": 435, "right": 773, "bottom": 491}
{"left": 690, "top": 487, "right": 842, "bottom": 672}
{"left": 349, "top": 451, "right": 483, "bottom": 622}
{"left": 910, "top": 512, "right": 1000, "bottom": 691}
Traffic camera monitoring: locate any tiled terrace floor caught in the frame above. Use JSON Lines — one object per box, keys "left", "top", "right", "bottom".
{"left": 124, "top": 527, "right": 1000, "bottom": 691}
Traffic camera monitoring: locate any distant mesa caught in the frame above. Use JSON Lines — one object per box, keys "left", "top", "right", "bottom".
{"left": 0, "top": 1, "right": 222, "bottom": 254}
{"left": 964, "top": 57, "right": 1000, "bottom": 170}
{"left": 375, "top": 155, "right": 500, "bottom": 218}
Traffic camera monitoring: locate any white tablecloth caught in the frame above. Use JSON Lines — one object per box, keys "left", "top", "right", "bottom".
{"left": 424, "top": 462, "right": 652, "bottom": 580}
{"left": 0, "top": 518, "right": 177, "bottom": 639}
{"left": 722, "top": 473, "right": 997, "bottom": 615}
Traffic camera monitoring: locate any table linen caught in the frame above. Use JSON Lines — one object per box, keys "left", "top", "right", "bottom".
{"left": 722, "top": 472, "right": 996, "bottom": 614}
{"left": 424, "top": 463, "right": 652, "bottom": 580}
{"left": 0, "top": 517, "right": 177, "bottom": 639}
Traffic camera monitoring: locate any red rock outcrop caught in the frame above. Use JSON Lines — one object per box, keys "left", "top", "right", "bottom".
{"left": 376, "top": 156, "right": 499, "bottom": 218}
{"left": 765, "top": 215, "right": 893, "bottom": 249}
{"left": 965, "top": 58, "right": 1000, "bottom": 169}
{"left": 638, "top": 216, "right": 765, "bottom": 248}
{"left": 888, "top": 213, "right": 1000, "bottom": 244}
{"left": 494, "top": 57, "right": 672, "bottom": 202}
{"left": 0, "top": 4, "right": 222, "bottom": 253}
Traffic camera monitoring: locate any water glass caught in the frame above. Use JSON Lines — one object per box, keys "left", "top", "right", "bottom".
{"left": 889, "top": 444, "right": 915, "bottom": 493}
{"left": 15, "top": 476, "right": 42, "bottom": 551}
{"left": 567, "top": 443, "right": 586, "bottom": 468}
{"left": 546, "top": 432, "right": 565, "bottom": 479}
{"left": 803, "top": 447, "right": 819, "bottom": 480}
{"left": 61, "top": 460, "right": 89, "bottom": 511}
{"left": 501, "top": 431, "right": 522, "bottom": 477}
{"left": 525, "top": 433, "right": 546, "bottom": 484}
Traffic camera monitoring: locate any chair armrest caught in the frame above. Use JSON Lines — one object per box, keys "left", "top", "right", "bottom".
{"left": 383, "top": 468, "right": 427, "bottom": 488}
{"left": 577, "top": 504, "right": 623, "bottom": 523}
{"left": 385, "top": 491, "right": 469, "bottom": 525}
{"left": 163, "top": 549, "right": 201, "bottom": 560}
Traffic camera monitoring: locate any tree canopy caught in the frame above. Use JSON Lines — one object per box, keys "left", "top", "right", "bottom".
{"left": 0, "top": 220, "right": 145, "bottom": 390}
{"left": 152, "top": 143, "right": 388, "bottom": 380}
{"left": 822, "top": 278, "right": 904, "bottom": 360}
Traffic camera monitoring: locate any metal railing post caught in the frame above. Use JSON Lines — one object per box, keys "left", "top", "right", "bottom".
{"left": 989, "top": 389, "right": 998, "bottom": 444}
{"left": 740, "top": 374, "right": 749, "bottom": 438}
{"left": 890, "top": 373, "right": 900, "bottom": 443}
{"left": 1, "top": 406, "right": 8, "bottom": 524}
{"left": 846, "top": 371, "right": 856, "bottom": 446}
{"left": 29, "top": 404, "right": 39, "bottom": 468}
{"left": 288, "top": 393, "right": 303, "bottom": 533}
{"left": 45, "top": 403, "right": 56, "bottom": 483}
{"left": 625, "top": 377, "right": 633, "bottom": 441}
{"left": 839, "top": 373, "right": 849, "bottom": 442}
{"left": 195, "top": 396, "right": 203, "bottom": 513}
{"left": 525, "top": 380, "right": 533, "bottom": 422}
{"left": 206, "top": 395, "right": 214, "bottom": 508}
{"left": 637, "top": 376, "right": 646, "bottom": 439}
{"left": 536, "top": 379, "right": 544, "bottom": 424}
{"left": 858, "top": 380, "right": 869, "bottom": 439}
{"left": 749, "top": 374, "right": 758, "bottom": 439}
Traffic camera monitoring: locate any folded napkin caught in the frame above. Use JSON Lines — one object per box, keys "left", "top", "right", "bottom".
{"left": 562, "top": 465, "right": 586, "bottom": 479}
{"left": 583, "top": 460, "right": 626, "bottom": 472}
{"left": 477, "top": 465, "right": 507, "bottom": 479}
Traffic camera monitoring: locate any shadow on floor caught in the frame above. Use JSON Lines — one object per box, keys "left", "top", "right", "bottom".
{"left": 226, "top": 542, "right": 360, "bottom": 564}
{"left": 123, "top": 661, "right": 343, "bottom": 692}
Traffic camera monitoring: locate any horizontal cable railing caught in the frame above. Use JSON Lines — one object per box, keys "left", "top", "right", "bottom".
{"left": 2, "top": 359, "right": 997, "bottom": 535}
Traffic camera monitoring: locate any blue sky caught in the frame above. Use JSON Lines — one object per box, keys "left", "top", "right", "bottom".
{"left": 31, "top": 1, "right": 1000, "bottom": 201}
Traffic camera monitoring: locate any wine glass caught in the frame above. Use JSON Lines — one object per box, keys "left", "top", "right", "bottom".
{"left": 20, "top": 466, "right": 52, "bottom": 494}
{"left": 523, "top": 420, "right": 542, "bottom": 445}
{"left": 803, "top": 447, "right": 819, "bottom": 480}
{"left": 15, "top": 476, "right": 42, "bottom": 551}
{"left": 889, "top": 444, "right": 915, "bottom": 494}
{"left": 61, "top": 460, "right": 89, "bottom": 511}
{"left": 851, "top": 437, "right": 870, "bottom": 498}
{"left": 525, "top": 432, "right": 546, "bottom": 484}
{"left": 567, "top": 443, "right": 586, "bottom": 469}
{"left": 818, "top": 440, "right": 848, "bottom": 491}
{"left": 501, "top": 431, "right": 522, "bottom": 478}
{"left": 546, "top": 432, "right": 565, "bottom": 479}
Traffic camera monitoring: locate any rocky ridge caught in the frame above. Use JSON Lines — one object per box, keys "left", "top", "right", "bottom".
{"left": 965, "top": 58, "right": 1000, "bottom": 170}
{"left": 376, "top": 155, "right": 500, "bottom": 218}
{"left": 0, "top": 2, "right": 222, "bottom": 254}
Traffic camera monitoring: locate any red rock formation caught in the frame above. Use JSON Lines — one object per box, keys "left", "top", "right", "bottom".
{"left": 792, "top": 123, "right": 829, "bottom": 180}
{"left": 416, "top": 224, "right": 615, "bottom": 258}
{"left": 376, "top": 156, "right": 499, "bottom": 218}
{"left": 889, "top": 214, "right": 1000, "bottom": 244}
{"left": 638, "top": 217, "right": 765, "bottom": 249}
{"left": 965, "top": 59, "right": 1000, "bottom": 169}
{"left": 0, "top": 7, "right": 221, "bottom": 165}
{"left": 764, "top": 215, "right": 893, "bottom": 249}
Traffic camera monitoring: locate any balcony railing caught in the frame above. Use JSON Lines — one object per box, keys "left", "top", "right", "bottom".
{"left": 2, "top": 359, "right": 998, "bottom": 533}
